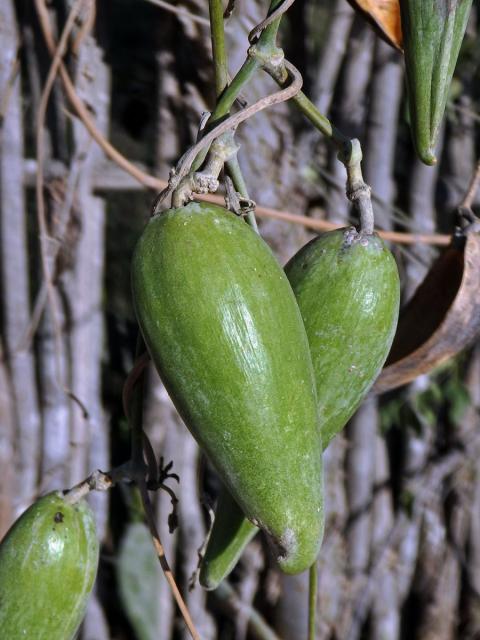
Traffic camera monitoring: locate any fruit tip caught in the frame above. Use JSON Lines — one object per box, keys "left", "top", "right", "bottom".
{"left": 419, "top": 148, "right": 437, "bottom": 166}
{"left": 199, "top": 564, "right": 221, "bottom": 591}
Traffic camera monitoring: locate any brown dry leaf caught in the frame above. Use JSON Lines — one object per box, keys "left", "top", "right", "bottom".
{"left": 346, "top": 0, "right": 402, "bottom": 50}
{"left": 374, "top": 232, "right": 480, "bottom": 393}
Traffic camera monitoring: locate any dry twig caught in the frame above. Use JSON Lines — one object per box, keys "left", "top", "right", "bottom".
{"left": 144, "top": 0, "right": 211, "bottom": 27}
{"left": 35, "top": 0, "right": 89, "bottom": 418}
{"left": 461, "top": 160, "right": 480, "bottom": 212}
{"left": 138, "top": 482, "right": 201, "bottom": 640}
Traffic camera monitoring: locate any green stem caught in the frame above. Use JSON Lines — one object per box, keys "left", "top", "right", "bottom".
{"left": 209, "top": 0, "right": 285, "bottom": 125}
{"left": 192, "top": 0, "right": 289, "bottom": 176}
{"left": 308, "top": 561, "right": 318, "bottom": 640}
{"left": 215, "top": 581, "right": 281, "bottom": 640}
{"left": 261, "top": 65, "right": 375, "bottom": 232}
{"left": 208, "top": 0, "right": 258, "bottom": 232}
{"left": 292, "top": 91, "right": 348, "bottom": 146}
{"left": 130, "top": 334, "right": 147, "bottom": 477}
{"left": 226, "top": 155, "right": 259, "bottom": 232}
{"left": 191, "top": 58, "right": 260, "bottom": 172}
{"left": 208, "top": 0, "right": 229, "bottom": 95}
{"left": 256, "top": 0, "right": 285, "bottom": 50}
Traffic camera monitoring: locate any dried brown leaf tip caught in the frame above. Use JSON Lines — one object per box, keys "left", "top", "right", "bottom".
{"left": 346, "top": 0, "right": 402, "bottom": 50}
{"left": 375, "top": 232, "right": 480, "bottom": 394}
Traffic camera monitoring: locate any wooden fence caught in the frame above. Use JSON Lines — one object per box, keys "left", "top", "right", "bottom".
{"left": 1, "top": 1, "right": 480, "bottom": 639}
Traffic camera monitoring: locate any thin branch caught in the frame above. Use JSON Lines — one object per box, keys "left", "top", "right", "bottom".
{"left": 308, "top": 562, "right": 318, "bottom": 640}
{"left": 126, "top": 335, "right": 200, "bottom": 639}
{"left": 122, "top": 351, "right": 150, "bottom": 420}
{"left": 248, "top": 0, "right": 296, "bottom": 43}
{"left": 144, "top": 0, "right": 211, "bottom": 27}
{"left": 35, "top": 0, "right": 160, "bottom": 190}
{"left": 250, "top": 206, "right": 451, "bottom": 246}
{"left": 209, "top": 0, "right": 258, "bottom": 230}
{"left": 461, "top": 160, "right": 480, "bottom": 211}
{"left": 17, "top": 146, "right": 89, "bottom": 353}
{"left": 209, "top": 0, "right": 229, "bottom": 95}
{"left": 214, "top": 581, "right": 281, "bottom": 640}
{"left": 139, "top": 481, "right": 201, "bottom": 640}
{"left": 35, "top": 0, "right": 89, "bottom": 417}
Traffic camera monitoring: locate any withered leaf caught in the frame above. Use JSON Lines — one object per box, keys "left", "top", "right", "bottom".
{"left": 346, "top": 0, "right": 402, "bottom": 50}
{"left": 374, "top": 232, "right": 480, "bottom": 394}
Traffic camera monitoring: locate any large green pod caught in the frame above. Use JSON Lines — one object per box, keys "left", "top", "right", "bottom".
{"left": 200, "top": 226, "right": 400, "bottom": 589}
{"left": 400, "top": 0, "right": 473, "bottom": 165}
{"left": 131, "top": 201, "right": 324, "bottom": 574}
{"left": 0, "top": 492, "right": 99, "bottom": 639}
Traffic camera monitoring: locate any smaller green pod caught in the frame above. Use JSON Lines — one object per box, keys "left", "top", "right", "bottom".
{"left": 199, "top": 485, "right": 258, "bottom": 590}
{"left": 286, "top": 226, "right": 400, "bottom": 448}
{"left": 400, "top": 0, "right": 473, "bottom": 165}
{"left": 200, "top": 227, "right": 400, "bottom": 590}
{"left": 0, "top": 492, "right": 99, "bottom": 640}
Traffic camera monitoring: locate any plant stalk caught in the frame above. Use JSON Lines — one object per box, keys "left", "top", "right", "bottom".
{"left": 208, "top": 0, "right": 258, "bottom": 232}
{"left": 208, "top": 0, "right": 229, "bottom": 95}
{"left": 308, "top": 561, "right": 318, "bottom": 640}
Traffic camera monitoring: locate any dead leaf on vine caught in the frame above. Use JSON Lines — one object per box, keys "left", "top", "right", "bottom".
{"left": 346, "top": 0, "right": 402, "bottom": 50}
{"left": 374, "top": 232, "right": 480, "bottom": 394}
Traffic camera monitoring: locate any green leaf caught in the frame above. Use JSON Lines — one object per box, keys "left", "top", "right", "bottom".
{"left": 117, "top": 523, "right": 163, "bottom": 640}
{"left": 445, "top": 378, "right": 471, "bottom": 426}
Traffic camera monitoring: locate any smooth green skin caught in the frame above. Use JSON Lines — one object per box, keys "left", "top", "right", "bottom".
{"left": 200, "top": 227, "right": 400, "bottom": 590}
{"left": 0, "top": 492, "right": 99, "bottom": 640}
{"left": 199, "top": 482, "right": 258, "bottom": 590}
{"left": 400, "top": 0, "right": 473, "bottom": 165}
{"left": 131, "top": 202, "right": 324, "bottom": 574}
{"left": 286, "top": 227, "right": 400, "bottom": 447}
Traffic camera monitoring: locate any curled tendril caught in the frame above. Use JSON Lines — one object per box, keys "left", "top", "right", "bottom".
{"left": 248, "top": 0, "right": 296, "bottom": 44}
{"left": 151, "top": 59, "right": 303, "bottom": 215}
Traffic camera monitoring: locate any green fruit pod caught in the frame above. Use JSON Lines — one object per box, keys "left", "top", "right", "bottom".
{"left": 200, "top": 226, "right": 400, "bottom": 590}
{"left": 286, "top": 226, "right": 400, "bottom": 447}
{"left": 131, "top": 201, "right": 324, "bottom": 574}
{"left": 0, "top": 491, "right": 99, "bottom": 640}
{"left": 199, "top": 484, "right": 258, "bottom": 590}
{"left": 400, "top": 0, "right": 473, "bottom": 165}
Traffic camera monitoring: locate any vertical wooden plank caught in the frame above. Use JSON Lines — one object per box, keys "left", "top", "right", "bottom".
{"left": 311, "top": 0, "right": 355, "bottom": 115}
{"left": 327, "top": 19, "right": 375, "bottom": 224}
{"left": 66, "top": 26, "right": 109, "bottom": 515}
{"left": 0, "top": 345, "right": 15, "bottom": 537}
{"left": 0, "top": 0, "right": 41, "bottom": 515}
{"left": 38, "top": 288, "right": 70, "bottom": 492}
{"left": 316, "top": 437, "right": 349, "bottom": 639}
{"left": 363, "top": 39, "right": 403, "bottom": 227}
{"left": 60, "top": 19, "right": 110, "bottom": 639}
{"left": 406, "top": 135, "right": 442, "bottom": 295}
